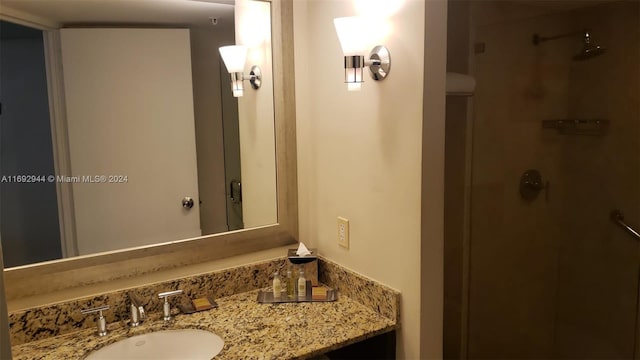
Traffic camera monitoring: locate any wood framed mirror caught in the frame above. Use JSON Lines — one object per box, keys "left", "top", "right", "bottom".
{"left": 0, "top": 0, "right": 297, "bottom": 302}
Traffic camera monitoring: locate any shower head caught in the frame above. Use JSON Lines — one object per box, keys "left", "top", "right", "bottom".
{"left": 532, "top": 29, "right": 606, "bottom": 61}
{"left": 573, "top": 30, "right": 606, "bottom": 61}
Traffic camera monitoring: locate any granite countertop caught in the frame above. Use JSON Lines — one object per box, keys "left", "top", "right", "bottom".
{"left": 11, "top": 289, "right": 397, "bottom": 360}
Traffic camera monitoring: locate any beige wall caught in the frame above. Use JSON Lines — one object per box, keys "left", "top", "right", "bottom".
{"left": 466, "top": 1, "right": 639, "bottom": 358}
{"left": 235, "top": 0, "right": 278, "bottom": 229}
{"left": 294, "top": 0, "right": 446, "bottom": 358}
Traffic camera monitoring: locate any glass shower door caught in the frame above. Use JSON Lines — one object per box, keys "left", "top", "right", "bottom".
{"left": 464, "top": 1, "right": 640, "bottom": 359}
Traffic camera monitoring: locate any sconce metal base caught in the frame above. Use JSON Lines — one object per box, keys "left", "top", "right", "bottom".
{"left": 249, "top": 65, "right": 262, "bottom": 90}
{"left": 368, "top": 45, "right": 391, "bottom": 81}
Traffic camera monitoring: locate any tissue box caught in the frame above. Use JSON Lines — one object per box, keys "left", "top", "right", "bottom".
{"left": 287, "top": 248, "right": 318, "bottom": 286}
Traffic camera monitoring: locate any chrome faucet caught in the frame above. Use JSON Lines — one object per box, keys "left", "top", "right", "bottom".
{"left": 158, "top": 289, "right": 183, "bottom": 321}
{"left": 129, "top": 291, "right": 146, "bottom": 327}
{"left": 81, "top": 305, "right": 110, "bottom": 336}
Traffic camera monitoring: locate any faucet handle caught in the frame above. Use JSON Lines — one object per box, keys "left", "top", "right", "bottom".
{"left": 81, "top": 305, "right": 110, "bottom": 336}
{"left": 158, "top": 290, "right": 183, "bottom": 321}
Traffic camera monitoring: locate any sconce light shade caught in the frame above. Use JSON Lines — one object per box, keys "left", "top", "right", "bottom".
{"left": 219, "top": 45, "right": 249, "bottom": 97}
{"left": 218, "top": 45, "right": 262, "bottom": 98}
{"left": 333, "top": 16, "right": 391, "bottom": 91}
{"left": 219, "top": 45, "right": 248, "bottom": 73}
{"left": 333, "top": 16, "right": 369, "bottom": 56}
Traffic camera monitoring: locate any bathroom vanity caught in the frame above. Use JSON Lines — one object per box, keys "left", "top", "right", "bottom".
{"left": 9, "top": 257, "right": 400, "bottom": 359}
{"left": 12, "top": 290, "right": 395, "bottom": 359}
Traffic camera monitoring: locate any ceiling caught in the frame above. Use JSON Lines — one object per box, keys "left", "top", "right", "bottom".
{"left": 0, "top": 0, "right": 235, "bottom": 28}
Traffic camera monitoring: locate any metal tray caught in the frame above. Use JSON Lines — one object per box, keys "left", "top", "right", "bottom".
{"left": 257, "top": 288, "right": 338, "bottom": 303}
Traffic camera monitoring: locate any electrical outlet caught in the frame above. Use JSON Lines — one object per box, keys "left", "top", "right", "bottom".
{"left": 337, "top": 217, "right": 349, "bottom": 249}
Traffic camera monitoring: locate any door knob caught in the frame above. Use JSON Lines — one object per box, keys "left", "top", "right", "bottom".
{"left": 182, "top": 196, "right": 194, "bottom": 209}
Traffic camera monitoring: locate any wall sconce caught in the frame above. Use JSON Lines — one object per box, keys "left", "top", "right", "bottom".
{"left": 218, "top": 45, "right": 262, "bottom": 97}
{"left": 333, "top": 16, "right": 391, "bottom": 91}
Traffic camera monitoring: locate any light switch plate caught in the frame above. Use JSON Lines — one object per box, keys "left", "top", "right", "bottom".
{"left": 337, "top": 217, "right": 349, "bottom": 249}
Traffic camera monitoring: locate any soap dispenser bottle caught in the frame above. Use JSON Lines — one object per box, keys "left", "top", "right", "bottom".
{"left": 286, "top": 269, "right": 296, "bottom": 298}
{"left": 273, "top": 271, "right": 282, "bottom": 298}
{"left": 298, "top": 269, "right": 306, "bottom": 299}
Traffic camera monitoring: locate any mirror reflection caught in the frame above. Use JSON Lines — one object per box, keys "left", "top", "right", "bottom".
{"left": 0, "top": 0, "right": 277, "bottom": 268}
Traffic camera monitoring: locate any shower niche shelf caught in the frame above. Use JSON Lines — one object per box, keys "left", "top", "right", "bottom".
{"left": 542, "top": 119, "right": 609, "bottom": 136}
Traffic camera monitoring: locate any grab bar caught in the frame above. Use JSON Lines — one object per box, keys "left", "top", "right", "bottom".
{"left": 611, "top": 210, "right": 640, "bottom": 240}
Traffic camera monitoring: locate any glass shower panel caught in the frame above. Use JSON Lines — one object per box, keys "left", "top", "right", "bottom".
{"left": 466, "top": 1, "right": 639, "bottom": 359}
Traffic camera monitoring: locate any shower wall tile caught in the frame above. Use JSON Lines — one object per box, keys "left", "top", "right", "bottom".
{"left": 552, "top": 1, "right": 639, "bottom": 358}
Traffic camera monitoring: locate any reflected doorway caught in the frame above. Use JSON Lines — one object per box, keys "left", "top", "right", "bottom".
{"left": 0, "top": 21, "right": 61, "bottom": 267}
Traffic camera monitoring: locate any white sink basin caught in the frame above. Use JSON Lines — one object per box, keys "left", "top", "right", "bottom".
{"left": 85, "top": 329, "right": 224, "bottom": 359}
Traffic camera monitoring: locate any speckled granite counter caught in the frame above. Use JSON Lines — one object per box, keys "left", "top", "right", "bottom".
{"left": 12, "top": 289, "right": 396, "bottom": 360}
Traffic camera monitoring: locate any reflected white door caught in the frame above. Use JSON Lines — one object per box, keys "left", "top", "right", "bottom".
{"left": 60, "top": 28, "right": 201, "bottom": 255}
